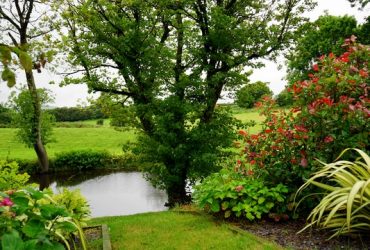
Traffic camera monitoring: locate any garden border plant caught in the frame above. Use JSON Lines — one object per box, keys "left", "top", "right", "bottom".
{"left": 296, "top": 148, "right": 370, "bottom": 238}
{"left": 235, "top": 37, "right": 369, "bottom": 215}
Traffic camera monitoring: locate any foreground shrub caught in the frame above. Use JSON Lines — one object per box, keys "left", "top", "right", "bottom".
{"left": 0, "top": 187, "right": 88, "bottom": 249}
{"left": 237, "top": 38, "right": 369, "bottom": 212}
{"left": 0, "top": 161, "right": 29, "bottom": 191}
{"left": 193, "top": 169, "right": 288, "bottom": 221}
{"left": 53, "top": 188, "right": 90, "bottom": 223}
{"left": 296, "top": 148, "right": 370, "bottom": 238}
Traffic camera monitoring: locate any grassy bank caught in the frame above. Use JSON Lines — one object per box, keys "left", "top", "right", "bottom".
{"left": 0, "top": 127, "right": 136, "bottom": 160}
{"left": 89, "top": 211, "right": 282, "bottom": 250}
{"left": 0, "top": 108, "right": 263, "bottom": 160}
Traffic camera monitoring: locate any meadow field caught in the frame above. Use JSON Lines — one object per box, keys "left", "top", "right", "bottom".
{"left": 0, "top": 108, "right": 264, "bottom": 160}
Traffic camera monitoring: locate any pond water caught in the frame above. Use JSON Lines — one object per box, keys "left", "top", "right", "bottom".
{"left": 36, "top": 171, "right": 168, "bottom": 217}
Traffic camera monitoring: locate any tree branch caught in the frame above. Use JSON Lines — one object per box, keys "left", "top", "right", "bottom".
{"left": 0, "top": 5, "right": 21, "bottom": 31}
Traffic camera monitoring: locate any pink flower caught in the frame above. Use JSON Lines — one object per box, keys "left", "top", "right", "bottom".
{"left": 324, "top": 136, "right": 334, "bottom": 143}
{"left": 1, "top": 197, "right": 14, "bottom": 207}
{"left": 300, "top": 158, "right": 308, "bottom": 167}
{"left": 235, "top": 185, "right": 244, "bottom": 192}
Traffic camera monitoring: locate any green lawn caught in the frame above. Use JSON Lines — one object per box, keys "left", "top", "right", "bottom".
{"left": 0, "top": 108, "right": 264, "bottom": 160}
{"left": 0, "top": 128, "right": 136, "bottom": 160}
{"left": 89, "top": 211, "right": 282, "bottom": 250}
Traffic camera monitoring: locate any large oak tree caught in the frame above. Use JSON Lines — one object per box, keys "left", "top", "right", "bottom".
{"left": 62, "top": 0, "right": 315, "bottom": 204}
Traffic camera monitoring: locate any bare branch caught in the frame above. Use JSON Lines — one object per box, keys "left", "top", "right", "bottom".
{"left": 0, "top": 5, "right": 21, "bottom": 31}
{"left": 8, "top": 32, "right": 19, "bottom": 47}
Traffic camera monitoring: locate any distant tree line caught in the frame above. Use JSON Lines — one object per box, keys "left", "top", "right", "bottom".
{"left": 0, "top": 104, "right": 12, "bottom": 127}
{"left": 48, "top": 105, "right": 107, "bottom": 122}
{"left": 0, "top": 103, "right": 107, "bottom": 127}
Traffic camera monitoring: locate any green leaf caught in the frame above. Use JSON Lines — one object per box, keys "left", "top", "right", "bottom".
{"left": 224, "top": 210, "right": 231, "bottom": 218}
{"left": 210, "top": 201, "right": 220, "bottom": 212}
{"left": 24, "top": 187, "right": 45, "bottom": 200}
{"left": 22, "top": 219, "right": 46, "bottom": 238}
{"left": 258, "top": 197, "right": 265, "bottom": 204}
{"left": 0, "top": 46, "right": 12, "bottom": 65}
{"left": 19, "top": 51, "right": 33, "bottom": 71}
{"left": 46, "top": 51, "right": 54, "bottom": 63}
{"left": 1, "top": 67, "right": 16, "bottom": 87}
{"left": 1, "top": 230, "right": 24, "bottom": 250}
{"left": 39, "top": 242, "right": 65, "bottom": 250}
{"left": 13, "top": 196, "right": 30, "bottom": 210}
{"left": 40, "top": 204, "right": 68, "bottom": 220}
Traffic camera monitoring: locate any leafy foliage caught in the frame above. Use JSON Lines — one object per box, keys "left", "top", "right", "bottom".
{"left": 48, "top": 105, "right": 107, "bottom": 122}
{"left": 237, "top": 39, "right": 369, "bottom": 212}
{"left": 275, "top": 89, "right": 294, "bottom": 107}
{"left": 0, "top": 104, "right": 12, "bottom": 128}
{"left": 10, "top": 89, "right": 55, "bottom": 148}
{"left": 53, "top": 150, "right": 139, "bottom": 172}
{"left": 296, "top": 149, "right": 370, "bottom": 238}
{"left": 53, "top": 188, "right": 90, "bottom": 223}
{"left": 60, "top": 0, "right": 315, "bottom": 204}
{"left": 53, "top": 150, "right": 110, "bottom": 171}
{"left": 347, "top": 0, "right": 370, "bottom": 8}
{"left": 193, "top": 169, "right": 288, "bottom": 221}
{"left": 0, "top": 161, "right": 29, "bottom": 191}
{"left": 0, "top": 187, "right": 88, "bottom": 250}
{"left": 286, "top": 15, "right": 369, "bottom": 84}
{"left": 235, "top": 81, "right": 272, "bottom": 109}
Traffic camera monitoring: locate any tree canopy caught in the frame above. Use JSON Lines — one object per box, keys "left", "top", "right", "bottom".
{"left": 286, "top": 14, "right": 370, "bottom": 84}
{"left": 60, "top": 0, "right": 315, "bottom": 204}
{"left": 235, "top": 81, "right": 272, "bottom": 109}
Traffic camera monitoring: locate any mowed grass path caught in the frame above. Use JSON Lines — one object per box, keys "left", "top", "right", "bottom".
{"left": 90, "top": 211, "right": 282, "bottom": 250}
{"left": 0, "top": 128, "right": 136, "bottom": 160}
{"left": 0, "top": 108, "right": 264, "bottom": 160}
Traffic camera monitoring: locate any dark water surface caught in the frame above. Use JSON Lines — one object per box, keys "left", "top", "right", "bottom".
{"left": 35, "top": 171, "right": 168, "bottom": 217}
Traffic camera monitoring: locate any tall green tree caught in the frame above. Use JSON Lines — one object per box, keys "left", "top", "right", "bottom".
{"left": 0, "top": 0, "right": 56, "bottom": 173}
{"left": 61, "top": 0, "right": 315, "bottom": 204}
{"left": 10, "top": 88, "right": 55, "bottom": 149}
{"left": 286, "top": 14, "right": 370, "bottom": 84}
{"left": 235, "top": 81, "right": 272, "bottom": 109}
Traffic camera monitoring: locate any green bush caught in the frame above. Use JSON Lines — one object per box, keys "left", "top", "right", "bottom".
{"left": 53, "top": 150, "right": 111, "bottom": 171}
{"left": 237, "top": 39, "right": 369, "bottom": 213}
{"left": 96, "top": 119, "right": 104, "bottom": 125}
{"left": 235, "top": 81, "right": 273, "bottom": 109}
{"left": 193, "top": 169, "right": 289, "bottom": 221}
{"left": 296, "top": 148, "right": 370, "bottom": 238}
{"left": 0, "top": 187, "right": 88, "bottom": 249}
{"left": 0, "top": 161, "right": 30, "bottom": 191}
{"left": 52, "top": 188, "right": 90, "bottom": 223}
{"left": 11, "top": 150, "right": 140, "bottom": 174}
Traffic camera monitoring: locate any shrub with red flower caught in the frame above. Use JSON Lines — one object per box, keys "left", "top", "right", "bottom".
{"left": 236, "top": 38, "right": 369, "bottom": 213}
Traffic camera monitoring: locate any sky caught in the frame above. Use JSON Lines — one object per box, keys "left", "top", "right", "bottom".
{"left": 0, "top": 0, "right": 368, "bottom": 107}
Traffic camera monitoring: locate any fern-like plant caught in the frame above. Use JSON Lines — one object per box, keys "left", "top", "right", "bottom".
{"left": 296, "top": 148, "right": 370, "bottom": 238}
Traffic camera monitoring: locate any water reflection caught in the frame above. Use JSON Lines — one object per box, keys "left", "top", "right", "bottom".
{"left": 36, "top": 171, "right": 168, "bottom": 217}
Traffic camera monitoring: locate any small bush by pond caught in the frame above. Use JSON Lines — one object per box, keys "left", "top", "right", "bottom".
{"left": 10, "top": 150, "right": 140, "bottom": 174}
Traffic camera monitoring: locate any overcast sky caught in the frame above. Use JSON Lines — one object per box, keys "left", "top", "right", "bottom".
{"left": 0, "top": 0, "right": 368, "bottom": 107}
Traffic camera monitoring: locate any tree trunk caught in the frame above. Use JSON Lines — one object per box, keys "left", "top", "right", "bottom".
{"left": 25, "top": 71, "right": 49, "bottom": 173}
{"left": 166, "top": 177, "right": 191, "bottom": 207}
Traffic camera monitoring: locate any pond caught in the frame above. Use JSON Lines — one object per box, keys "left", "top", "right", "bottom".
{"left": 35, "top": 171, "right": 168, "bottom": 217}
